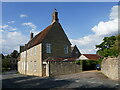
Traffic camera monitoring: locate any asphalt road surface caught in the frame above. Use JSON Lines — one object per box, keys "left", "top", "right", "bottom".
{"left": 1, "top": 70, "right": 119, "bottom": 89}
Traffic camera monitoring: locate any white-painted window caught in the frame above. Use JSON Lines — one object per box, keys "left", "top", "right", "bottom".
{"left": 23, "top": 61, "right": 26, "bottom": 70}
{"left": 34, "top": 61, "right": 37, "bottom": 72}
{"left": 46, "top": 43, "right": 51, "bottom": 53}
{"left": 64, "top": 45, "right": 68, "bottom": 54}
{"left": 30, "top": 48, "right": 32, "bottom": 56}
{"left": 22, "top": 62, "right": 23, "bottom": 70}
{"left": 34, "top": 46, "right": 36, "bottom": 55}
{"left": 26, "top": 61, "right": 28, "bottom": 71}
{"left": 30, "top": 61, "right": 32, "bottom": 71}
{"left": 24, "top": 51, "right": 26, "bottom": 57}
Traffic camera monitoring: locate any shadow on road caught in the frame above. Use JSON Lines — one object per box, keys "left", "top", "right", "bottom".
{"left": 2, "top": 75, "right": 73, "bottom": 88}
{"left": 2, "top": 71, "right": 119, "bottom": 89}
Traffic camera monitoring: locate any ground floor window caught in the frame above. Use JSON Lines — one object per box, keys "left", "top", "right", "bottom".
{"left": 34, "top": 61, "right": 37, "bottom": 72}
{"left": 26, "top": 61, "right": 28, "bottom": 71}
{"left": 30, "top": 61, "right": 32, "bottom": 72}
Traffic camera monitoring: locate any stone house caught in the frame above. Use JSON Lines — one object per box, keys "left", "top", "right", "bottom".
{"left": 18, "top": 9, "right": 82, "bottom": 77}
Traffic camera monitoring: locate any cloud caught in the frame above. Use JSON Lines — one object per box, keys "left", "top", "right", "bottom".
{"left": 109, "top": 5, "right": 118, "bottom": 20}
{"left": 22, "top": 22, "right": 36, "bottom": 31}
{"left": 70, "top": 5, "right": 118, "bottom": 54}
{"left": 20, "top": 14, "right": 28, "bottom": 18}
{"left": 92, "top": 19, "right": 118, "bottom": 36}
{"left": 1, "top": 22, "right": 39, "bottom": 54}
{"left": 0, "top": 24, "right": 29, "bottom": 54}
{"left": 1, "top": 30, "right": 29, "bottom": 54}
{"left": 0, "top": 25, "right": 17, "bottom": 31}
{"left": 22, "top": 22, "right": 39, "bottom": 35}
{"left": 8, "top": 21, "right": 15, "bottom": 24}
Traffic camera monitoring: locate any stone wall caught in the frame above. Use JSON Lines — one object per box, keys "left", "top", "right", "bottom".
{"left": 101, "top": 56, "right": 120, "bottom": 80}
{"left": 49, "top": 61, "right": 82, "bottom": 76}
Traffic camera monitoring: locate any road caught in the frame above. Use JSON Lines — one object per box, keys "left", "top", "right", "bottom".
{"left": 2, "top": 70, "right": 119, "bottom": 89}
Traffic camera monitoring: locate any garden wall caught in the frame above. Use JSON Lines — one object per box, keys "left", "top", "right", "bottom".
{"left": 49, "top": 61, "right": 82, "bottom": 76}
{"left": 101, "top": 56, "right": 120, "bottom": 80}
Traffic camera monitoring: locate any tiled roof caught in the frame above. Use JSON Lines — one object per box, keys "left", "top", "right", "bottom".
{"left": 20, "top": 21, "right": 71, "bottom": 52}
{"left": 82, "top": 54, "right": 102, "bottom": 60}
{"left": 44, "top": 57, "right": 77, "bottom": 62}
{"left": 27, "top": 24, "right": 53, "bottom": 49}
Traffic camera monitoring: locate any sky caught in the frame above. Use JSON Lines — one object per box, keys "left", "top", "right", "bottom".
{"left": 1, "top": 2, "right": 119, "bottom": 55}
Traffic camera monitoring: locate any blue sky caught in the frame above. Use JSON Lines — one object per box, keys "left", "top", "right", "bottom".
{"left": 1, "top": 2, "right": 118, "bottom": 54}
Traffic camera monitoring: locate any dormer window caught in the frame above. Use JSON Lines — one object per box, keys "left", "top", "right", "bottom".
{"left": 64, "top": 45, "right": 68, "bottom": 54}
{"left": 46, "top": 43, "right": 51, "bottom": 53}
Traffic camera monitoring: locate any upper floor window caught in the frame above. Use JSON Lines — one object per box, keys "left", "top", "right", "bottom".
{"left": 64, "top": 45, "right": 68, "bottom": 54}
{"left": 30, "top": 48, "right": 32, "bottom": 56}
{"left": 34, "top": 46, "right": 36, "bottom": 55}
{"left": 46, "top": 43, "right": 51, "bottom": 53}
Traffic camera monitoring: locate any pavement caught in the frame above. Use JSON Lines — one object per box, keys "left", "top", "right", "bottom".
{"left": 1, "top": 70, "right": 120, "bottom": 89}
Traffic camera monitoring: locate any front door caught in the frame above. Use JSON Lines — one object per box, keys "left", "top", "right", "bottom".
{"left": 42, "top": 64, "right": 46, "bottom": 76}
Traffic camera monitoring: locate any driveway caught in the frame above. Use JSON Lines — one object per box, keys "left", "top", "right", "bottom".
{"left": 2, "top": 70, "right": 119, "bottom": 89}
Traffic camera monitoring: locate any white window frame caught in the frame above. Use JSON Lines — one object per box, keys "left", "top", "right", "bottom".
{"left": 34, "top": 61, "right": 37, "bottom": 72}
{"left": 46, "top": 43, "right": 51, "bottom": 53}
{"left": 22, "top": 62, "right": 23, "bottom": 70}
{"left": 64, "top": 45, "right": 68, "bottom": 54}
{"left": 30, "top": 61, "right": 32, "bottom": 71}
{"left": 24, "top": 51, "right": 26, "bottom": 57}
{"left": 30, "top": 48, "right": 32, "bottom": 56}
{"left": 26, "top": 61, "right": 28, "bottom": 71}
{"left": 22, "top": 61, "right": 25, "bottom": 70}
{"left": 34, "top": 46, "right": 36, "bottom": 55}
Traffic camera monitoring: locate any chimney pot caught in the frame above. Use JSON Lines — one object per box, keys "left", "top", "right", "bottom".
{"left": 30, "top": 32, "right": 33, "bottom": 40}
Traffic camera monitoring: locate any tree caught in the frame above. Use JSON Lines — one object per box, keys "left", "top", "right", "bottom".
{"left": 96, "top": 35, "right": 120, "bottom": 57}
{"left": 0, "top": 54, "right": 4, "bottom": 59}
{"left": 10, "top": 50, "right": 19, "bottom": 58}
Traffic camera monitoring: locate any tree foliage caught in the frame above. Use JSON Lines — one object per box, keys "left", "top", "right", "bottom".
{"left": 82, "top": 60, "right": 98, "bottom": 70}
{"left": 2, "top": 50, "right": 19, "bottom": 72}
{"left": 10, "top": 50, "right": 19, "bottom": 58}
{"left": 96, "top": 35, "right": 120, "bottom": 57}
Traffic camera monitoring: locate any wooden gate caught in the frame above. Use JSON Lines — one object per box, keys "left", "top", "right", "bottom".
{"left": 42, "top": 64, "right": 46, "bottom": 76}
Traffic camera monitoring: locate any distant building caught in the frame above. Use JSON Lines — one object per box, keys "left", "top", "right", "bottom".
{"left": 79, "top": 54, "right": 102, "bottom": 60}
{"left": 8, "top": 58, "right": 18, "bottom": 70}
{"left": 18, "top": 9, "right": 82, "bottom": 77}
{"left": 71, "top": 45, "right": 81, "bottom": 58}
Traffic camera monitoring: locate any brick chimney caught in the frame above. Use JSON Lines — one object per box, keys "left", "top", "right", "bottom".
{"left": 30, "top": 32, "right": 33, "bottom": 40}
{"left": 52, "top": 9, "right": 59, "bottom": 24}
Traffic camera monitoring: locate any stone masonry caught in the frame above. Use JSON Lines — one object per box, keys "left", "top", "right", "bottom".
{"left": 49, "top": 61, "right": 82, "bottom": 76}
{"left": 101, "top": 56, "right": 120, "bottom": 80}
